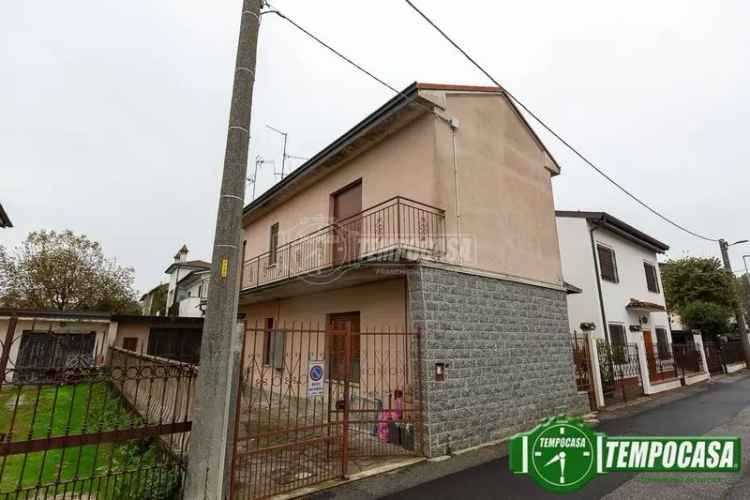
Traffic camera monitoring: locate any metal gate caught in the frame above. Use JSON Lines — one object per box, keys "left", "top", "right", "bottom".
{"left": 703, "top": 341, "right": 724, "bottom": 374}
{"left": 673, "top": 342, "right": 703, "bottom": 377}
{"left": 596, "top": 340, "right": 644, "bottom": 403}
{"left": 0, "top": 317, "right": 194, "bottom": 499}
{"left": 14, "top": 331, "right": 97, "bottom": 383}
{"left": 230, "top": 324, "right": 423, "bottom": 500}
{"left": 570, "top": 333, "right": 596, "bottom": 410}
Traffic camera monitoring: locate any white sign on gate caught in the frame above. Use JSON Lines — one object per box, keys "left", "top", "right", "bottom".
{"left": 307, "top": 360, "right": 325, "bottom": 397}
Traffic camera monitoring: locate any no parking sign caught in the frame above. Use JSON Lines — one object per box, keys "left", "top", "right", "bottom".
{"left": 307, "top": 360, "right": 324, "bottom": 397}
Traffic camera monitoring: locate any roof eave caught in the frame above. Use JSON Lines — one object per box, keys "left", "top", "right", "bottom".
{"left": 242, "top": 83, "right": 432, "bottom": 222}
{"left": 556, "top": 211, "right": 669, "bottom": 253}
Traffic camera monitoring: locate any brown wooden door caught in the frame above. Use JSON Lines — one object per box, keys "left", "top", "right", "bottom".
{"left": 642, "top": 330, "right": 656, "bottom": 378}
{"left": 328, "top": 312, "right": 360, "bottom": 383}
{"left": 332, "top": 181, "right": 362, "bottom": 265}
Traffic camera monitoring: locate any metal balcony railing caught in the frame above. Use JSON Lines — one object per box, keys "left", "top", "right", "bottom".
{"left": 241, "top": 196, "right": 446, "bottom": 290}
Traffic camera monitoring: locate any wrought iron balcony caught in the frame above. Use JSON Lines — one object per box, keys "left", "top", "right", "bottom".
{"left": 241, "top": 196, "right": 445, "bottom": 290}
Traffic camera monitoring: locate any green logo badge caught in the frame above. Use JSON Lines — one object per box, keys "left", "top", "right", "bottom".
{"left": 510, "top": 416, "right": 741, "bottom": 494}
{"left": 510, "top": 416, "right": 596, "bottom": 493}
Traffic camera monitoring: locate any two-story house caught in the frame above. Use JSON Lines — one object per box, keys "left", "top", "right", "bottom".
{"left": 164, "top": 245, "right": 210, "bottom": 317}
{"left": 238, "top": 83, "right": 587, "bottom": 458}
{"left": 556, "top": 211, "right": 672, "bottom": 359}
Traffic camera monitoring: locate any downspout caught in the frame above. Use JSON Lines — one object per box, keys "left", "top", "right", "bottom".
{"left": 589, "top": 220, "right": 610, "bottom": 345}
{"left": 449, "top": 119, "right": 462, "bottom": 264}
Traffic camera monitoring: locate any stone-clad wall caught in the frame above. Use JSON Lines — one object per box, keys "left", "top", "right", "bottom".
{"left": 408, "top": 265, "right": 588, "bottom": 456}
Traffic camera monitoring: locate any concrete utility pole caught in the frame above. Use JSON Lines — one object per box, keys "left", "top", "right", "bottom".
{"left": 719, "top": 238, "right": 750, "bottom": 364}
{"left": 185, "top": 1, "right": 262, "bottom": 498}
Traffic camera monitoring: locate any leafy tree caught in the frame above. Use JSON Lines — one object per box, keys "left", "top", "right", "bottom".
{"left": 660, "top": 257, "right": 737, "bottom": 314}
{"left": 143, "top": 283, "right": 167, "bottom": 316}
{"left": 739, "top": 275, "right": 750, "bottom": 327}
{"left": 680, "top": 301, "right": 731, "bottom": 336}
{"left": 0, "top": 230, "right": 139, "bottom": 313}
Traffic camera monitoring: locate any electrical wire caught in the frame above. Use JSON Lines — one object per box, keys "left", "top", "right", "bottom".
{"left": 403, "top": 0, "right": 719, "bottom": 243}
{"left": 263, "top": 1, "right": 719, "bottom": 243}
{"left": 262, "top": 4, "right": 439, "bottom": 118}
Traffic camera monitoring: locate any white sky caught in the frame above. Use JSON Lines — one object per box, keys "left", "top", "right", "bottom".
{"left": 3, "top": 0, "right": 749, "bottom": 293}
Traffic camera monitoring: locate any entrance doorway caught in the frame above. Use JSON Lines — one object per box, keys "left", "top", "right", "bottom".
{"left": 642, "top": 330, "right": 656, "bottom": 379}
{"left": 328, "top": 312, "right": 361, "bottom": 383}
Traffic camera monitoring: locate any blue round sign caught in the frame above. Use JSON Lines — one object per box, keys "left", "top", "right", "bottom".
{"left": 309, "top": 365, "right": 323, "bottom": 381}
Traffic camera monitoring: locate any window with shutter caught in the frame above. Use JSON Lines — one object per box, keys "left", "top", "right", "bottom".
{"left": 608, "top": 324, "right": 627, "bottom": 363}
{"left": 271, "top": 329, "right": 285, "bottom": 369}
{"left": 656, "top": 328, "right": 671, "bottom": 359}
{"left": 262, "top": 317, "right": 285, "bottom": 369}
{"left": 644, "top": 262, "right": 660, "bottom": 293}
{"left": 597, "top": 245, "right": 619, "bottom": 283}
{"left": 263, "top": 317, "right": 274, "bottom": 366}
{"left": 269, "top": 223, "right": 279, "bottom": 265}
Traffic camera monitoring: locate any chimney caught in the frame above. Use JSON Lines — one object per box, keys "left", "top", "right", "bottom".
{"left": 174, "top": 244, "right": 189, "bottom": 263}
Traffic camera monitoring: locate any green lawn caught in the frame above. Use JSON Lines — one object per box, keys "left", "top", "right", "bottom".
{"left": 0, "top": 383, "right": 180, "bottom": 499}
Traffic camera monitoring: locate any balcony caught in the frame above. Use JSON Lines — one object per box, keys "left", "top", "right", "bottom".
{"left": 241, "top": 196, "right": 445, "bottom": 291}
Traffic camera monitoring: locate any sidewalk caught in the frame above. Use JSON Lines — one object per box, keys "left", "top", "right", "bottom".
{"left": 307, "top": 440, "right": 510, "bottom": 500}
{"left": 309, "top": 371, "right": 749, "bottom": 500}
{"left": 604, "top": 381, "right": 750, "bottom": 498}
{"left": 598, "top": 371, "right": 745, "bottom": 422}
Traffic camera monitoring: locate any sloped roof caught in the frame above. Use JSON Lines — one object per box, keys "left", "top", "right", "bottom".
{"left": 556, "top": 210, "right": 669, "bottom": 253}
{"left": 242, "top": 82, "right": 560, "bottom": 222}
{"left": 164, "top": 259, "right": 211, "bottom": 274}
{"left": 139, "top": 283, "right": 167, "bottom": 301}
{"left": 177, "top": 269, "right": 210, "bottom": 287}
{"left": 626, "top": 298, "right": 666, "bottom": 311}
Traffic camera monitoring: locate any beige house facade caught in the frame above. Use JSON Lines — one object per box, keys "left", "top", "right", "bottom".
{"left": 238, "top": 83, "right": 587, "bottom": 456}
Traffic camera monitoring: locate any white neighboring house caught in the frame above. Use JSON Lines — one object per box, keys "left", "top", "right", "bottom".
{"left": 175, "top": 269, "right": 210, "bottom": 317}
{"left": 556, "top": 211, "right": 672, "bottom": 355}
{"left": 164, "top": 245, "right": 210, "bottom": 318}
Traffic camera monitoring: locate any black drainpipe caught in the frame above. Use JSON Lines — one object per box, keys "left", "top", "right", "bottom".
{"left": 589, "top": 218, "right": 610, "bottom": 345}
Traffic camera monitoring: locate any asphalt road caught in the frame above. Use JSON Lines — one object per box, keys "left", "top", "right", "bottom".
{"left": 379, "top": 374, "right": 750, "bottom": 500}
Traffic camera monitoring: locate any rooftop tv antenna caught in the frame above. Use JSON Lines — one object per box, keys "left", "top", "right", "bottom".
{"left": 266, "top": 124, "right": 289, "bottom": 178}
{"left": 265, "top": 125, "right": 309, "bottom": 179}
{"left": 247, "top": 155, "right": 275, "bottom": 200}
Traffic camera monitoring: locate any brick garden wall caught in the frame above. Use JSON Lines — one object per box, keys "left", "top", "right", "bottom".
{"left": 407, "top": 265, "right": 588, "bottom": 456}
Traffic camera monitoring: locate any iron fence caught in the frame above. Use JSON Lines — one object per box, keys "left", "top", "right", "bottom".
{"left": 570, "top": 333, "right": 595, "bottom": 410}
{"left": 673, "top": 343, "right": 703, "bottom": 377}
{"left": 0, "top": 317, "right": 194, "bottom": 499}
{"left": 703, "top": 341, "right": 724, "bottom": 374}
{"left": 722, "top": 341, "right": 745, "bottom": 366}
{"left": 231, "top": 322, "right": 423, "bottom": 500}
{"left": 596, "top": 340, "right": 643, "bottom": 403}
{"left": 645, "top": 344, "right": 678, "bottom": 382}
{"left": 241, "top": 197, "right": 445, "bottom": 290}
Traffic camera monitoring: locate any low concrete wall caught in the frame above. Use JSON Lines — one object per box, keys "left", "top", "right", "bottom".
{"left": 684, "top": 372, "right": 709, "bottom": 386}
{"left": 646, "top": 379, "right": 682, "bottom": 394}
{"left": 407, "top": 266, "right": 588, "bottom": 457}
{"left": 726, "top": 362, "right": 747, "bottom": 374}
{"left": 109, "top": 348, "right": 197, "bottom": 457}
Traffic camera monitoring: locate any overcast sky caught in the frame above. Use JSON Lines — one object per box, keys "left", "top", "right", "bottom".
{"left": 3, "top": 0, "right": 749, "bottom": 294}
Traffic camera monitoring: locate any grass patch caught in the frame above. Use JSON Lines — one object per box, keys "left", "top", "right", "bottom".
{"left": 0, "top": 383, "right": 180, "bottom": 499}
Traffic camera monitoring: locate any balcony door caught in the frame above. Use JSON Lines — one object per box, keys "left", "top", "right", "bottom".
{"left": 331, "top": 180, "right": 362, "bottom": 265}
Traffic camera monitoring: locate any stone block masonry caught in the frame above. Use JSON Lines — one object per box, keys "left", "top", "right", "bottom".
{"left": 407, "top": 265, "right": 589, "bottom": 457}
